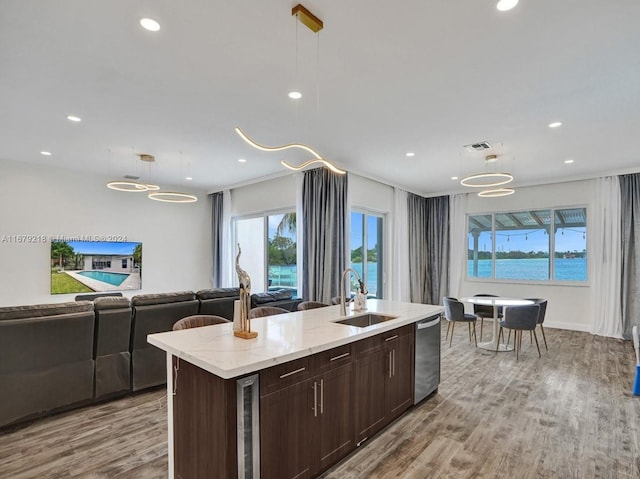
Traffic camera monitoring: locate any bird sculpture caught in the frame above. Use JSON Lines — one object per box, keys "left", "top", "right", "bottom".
{"left": 235, "top": 243, "right": 252, "bottom": 332}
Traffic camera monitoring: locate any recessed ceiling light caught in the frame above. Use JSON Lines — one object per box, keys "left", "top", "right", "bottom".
{"left": 185, "top": 176, "right": 193, "bottom": 181}
{"left": 496, "top": 0, "right": 518, "bottom": 11}
{"left": 140, "top": 18, "right": 160, "bottom": 32}
{"left": 67, "top": 115, "right": 82, "bottom": 122}
{"left": 405, "top": 152, "right": 415, "bottom": 157}
{"left": 238, "top": 158, "right": 247, "bottom": 163}
{"left": 40, "top": 151, "right": 52, "bottom": 156}
{"left": 451, "top": 176, "right": 459, "bottom": 180}
{"left": 564, "top": 159, "right": 574, "bottom": 164}
{"left": 288, "top": 91, "right": 302, "bottom": 100}
{"left": 549, "top": 121, "right": 563, "bottom": 128}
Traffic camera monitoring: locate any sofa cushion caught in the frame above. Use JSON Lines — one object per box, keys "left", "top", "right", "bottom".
{"left": 0, "top": 301, "right": 93, "bottom": 320}
{"left": 94, "top": 296, "right": 131, "bottom": 310}
{"left": 131, "top": 291, "right": 196, "bottom": 306}
{"left": 251, "top": 289, "right": 294, "bottom": 305}
{"left": 196, "top": 288, "right": 240, "bottom": 300}
{"left": 75, "top": 292, "right": 123, "bottom": 301}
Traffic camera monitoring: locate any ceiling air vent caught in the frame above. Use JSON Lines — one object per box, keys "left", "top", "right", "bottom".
{"left": 124, "top": 174, "right": 140, "bottom": 180}
{"left": 464, "top": 141, "right": 492, "bottom": 151}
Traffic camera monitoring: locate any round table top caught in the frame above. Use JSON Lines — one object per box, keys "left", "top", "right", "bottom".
{"left": 461, "top": 296, "right": 534, "bottom": 307}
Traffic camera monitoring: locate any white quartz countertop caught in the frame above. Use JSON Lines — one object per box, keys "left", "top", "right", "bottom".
{"left": 147, "top": 299, "right": 443, "bottom": 379}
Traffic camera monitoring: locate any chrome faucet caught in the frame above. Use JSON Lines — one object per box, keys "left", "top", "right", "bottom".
{"left": 340, "top": 268, "right": 368, "bottom": 316}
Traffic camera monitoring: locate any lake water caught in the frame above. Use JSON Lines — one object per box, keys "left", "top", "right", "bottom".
{"left": 269, "top": 263, "right": 380, "bottom": 296}
{"left": 468, "top": 257, "right": 587, "bottom": 281}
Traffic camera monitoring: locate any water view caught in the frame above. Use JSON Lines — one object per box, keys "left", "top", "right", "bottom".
{"left": 468, "top": 257, "right": 587, "bottom": 281}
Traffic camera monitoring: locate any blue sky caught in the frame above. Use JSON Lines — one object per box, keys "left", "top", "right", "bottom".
{"left": 472, "top": 227, "right": 586, "bottom": 252}
{"left": 61, "top": 241, "right": 140, "bottom": 255}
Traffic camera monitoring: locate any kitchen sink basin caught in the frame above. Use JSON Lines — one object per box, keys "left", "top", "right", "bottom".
{"left": 334, "top": 313, "right": 397, "bottom": 328}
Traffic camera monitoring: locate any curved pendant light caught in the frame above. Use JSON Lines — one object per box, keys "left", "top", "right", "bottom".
{"left": 460, "top": 172, "right": 513, "bottom": 188}
{"left": 235, "top": 127, "right": 345, "bottom": 175}
{"left": 235, "top": 127, "right": 322, "bottom": 159}
{"left": 478, "top": 188, "right": 515, "bottom": 198}
{"left": 148, "top": 191, "right": 198, "bottom": 203}
{"left": 280, "top": 159, "right": 346, "bottom": 175}
{"left": 107, "top": 181, "right": 160, "bottom": 192}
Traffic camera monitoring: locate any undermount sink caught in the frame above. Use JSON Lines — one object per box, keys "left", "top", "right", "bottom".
{"left": 334, "top": 313, "right": 398, "bottom": 328}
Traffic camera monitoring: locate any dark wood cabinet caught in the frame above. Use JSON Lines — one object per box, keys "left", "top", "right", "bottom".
{"left": 354, "top": 325, "right": 415, "bottom": 446}
{"left": 171, "top": 323, "right": 419, "bottom": 479}
{"left": 260, "top": 377, "right": 314, "bottom": 479}
{"left": 315, "top": 362, "right": 353, "bottom": 472}
{"left": 387, "top": 330, "right": 415, "bottom": 420}
{"left": 353, "top": 345, "right": 388, "bottom": 445}
{"left": 260, "top": 344, "right": 354, "bottom": 479}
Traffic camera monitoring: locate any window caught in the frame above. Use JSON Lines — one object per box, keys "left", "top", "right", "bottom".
{"left": 467, "top": 207, "right": 586, "bottom": 282}
{"left": 351, "top": 211, "right": 384, "bottom": 298}
{"left": 233, "top": 211, "right": 297, "bottom": 296}
{"left": 122, "top": 259, "right": 128, "bottom": 269}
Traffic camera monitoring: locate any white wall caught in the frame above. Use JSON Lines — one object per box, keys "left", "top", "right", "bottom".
{"left": 0, "top": 159, "right": 212, "bottom": 306}
{"left": 230, "top": 175, "right": 297, "bottom": 215}
{"left": 456, "top": 179, "right": 594, "bottom": 332}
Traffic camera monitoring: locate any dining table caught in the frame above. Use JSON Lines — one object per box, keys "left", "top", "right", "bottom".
{"left": 461, "top": 296, "right": 534, "bottom": 351}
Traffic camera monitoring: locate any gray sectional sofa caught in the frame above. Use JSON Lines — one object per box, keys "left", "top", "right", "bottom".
{"left": 130, "top": 292, "right": 199, "bottom": 391}
{"left": 0, "top": 301, "right": 96, "bottom": 428}
{"left": 0, "top": 287, "right": 301, "bottom": 428}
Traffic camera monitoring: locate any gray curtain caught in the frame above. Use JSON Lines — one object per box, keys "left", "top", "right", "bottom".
{"left": 620, "top": 173, "right": 640, "bottom": 339}
{"left": 210, "top": 192, "right": 224, "bottom": 288}
{"left": 302, "top": 168, "right": 348, "bottom": 303}
{"left": 407, "top": 193, "right": 450, "bottom": 305}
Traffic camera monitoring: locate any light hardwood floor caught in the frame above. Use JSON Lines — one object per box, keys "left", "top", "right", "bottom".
{"left": 1, "top": 326, "right": 639, "bottom": 478}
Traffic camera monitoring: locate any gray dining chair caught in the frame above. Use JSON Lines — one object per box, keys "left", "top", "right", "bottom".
{"left": 297, "top": 301, "right": 329, "bottom": 311}
{"left": 472, "top": 293, "right": 503, "bottom": 341}
{"left": 442, "top": 297, "right": 478, "bottom": 347}
{"left": 248, "top": 306, "right": 290, "bottom": 319}
{"left": 173, "top": 315, "right": 230, "bottom": 330}
{"left": 497, "top": 304, "right": 541, "bottom": 360}
{"left": 525, "top": 298, "right": 548, "bottom": 351}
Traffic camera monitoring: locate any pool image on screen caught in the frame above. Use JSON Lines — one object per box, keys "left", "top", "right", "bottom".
{"left": 50, "top": 240, "right": 142, "bottom": 294}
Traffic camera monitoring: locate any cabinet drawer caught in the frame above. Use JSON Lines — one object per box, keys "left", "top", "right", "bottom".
{"left": 354, "top": 325, "right": 413, "bottom": 356}
{"left": 313, "top": 344, "right": 353, "bottom": 372}
{"left": 260, "top": 356, "right": 311, "bottom": 396}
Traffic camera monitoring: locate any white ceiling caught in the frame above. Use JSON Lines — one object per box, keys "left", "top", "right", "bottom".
{"left": 2, "top": 0, "right": 639, "bottom": 196}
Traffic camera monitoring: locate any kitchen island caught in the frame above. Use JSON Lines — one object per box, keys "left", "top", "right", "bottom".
{"left": 148, "top": 299, "right": 443, "bottom": 479}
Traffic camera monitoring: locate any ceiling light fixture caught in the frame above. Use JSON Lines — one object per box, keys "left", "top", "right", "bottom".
{"left": 549, "top": 121, "right": 563, "bottom": 128}
{"left": 461, "top": 153, "right": 514, "bottom": 189}
{"left": 148, "top": 192, "right": 197, "bottom": 203}
{"left": 288, "top": 91, "right": 302, "bottom": 100}
{"left": 478, "top": 188, "right": 515, "bottom": 198}
{"left": 451, "top": 176, "right": 459, "bottom": 180}
{"left": 291, "top": 4, "right": 323, "bottom": 33}
{"left": 67, "top": 115, "right": 82, "bottom": 122}
{"left": 280, "top": 159, "right": 346, "bottom": 175}
{"left": 564, "top": 159, "right": 574, "bottom": 164}
{"left": 107, "top": 181, "right": 152, "bottom": 192}
{"left": 238, "top": 158, "right": 247, "bottom": 163}
{"left": 461, "top": 172, "right": 514, "bottom": 188}
{"left": 496, "top": 0, "right": 519, "bottom": 12}
{"left": 107, "top": 153, "right": 195, "bottom": 202}
{"left": 40, "top": 151, "right": 52, "bottom": 156}
{"left": 405, "top": 152, "right": 415, "bottom": 157}
{"left": 140, "top": 18, "right": 160, "bottom": 31}
{"left": 235, "top": 127, "right": 345, "bottom": 174}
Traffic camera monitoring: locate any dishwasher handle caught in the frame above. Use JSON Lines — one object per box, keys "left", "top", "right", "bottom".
{"left": 416, "top": 315, "right": 441, "bottom": 330}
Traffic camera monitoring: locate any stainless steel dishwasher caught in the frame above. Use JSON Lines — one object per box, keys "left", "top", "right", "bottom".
{"left": 414, "top": 314, "right": 441, "bottom": 404}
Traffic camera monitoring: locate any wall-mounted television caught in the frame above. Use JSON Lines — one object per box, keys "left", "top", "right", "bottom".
{"left": 50, "top": 240, "right": 142, "bottom": 295}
